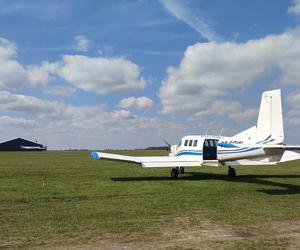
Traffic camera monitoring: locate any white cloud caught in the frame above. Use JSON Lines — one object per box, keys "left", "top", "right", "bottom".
{"left": 277, "top": 58, "right": 300, "bottom": 84}
{"left": 160, "top": 0, "right": 220, "bottom": 41}
{"left": 0, "top": 59, "right": 27, "bottom": 89}
{"left": 0, "top": 91, "right": 182, "bottom": 149}
{"left": 26, "top": 61, "right": 58, "bottom": 85}
{"left": 285, "top": 91, "right": 300, "bottom": 127}
{"left": 0, "top": 38, "right": 28, "bottom": 89}
{"left": 0, "top": 116, "right": 38, "bottom": 128}
{"left": 0, "top": 91, "right": 59, "bottom": 115}
{"left": 192, "top": 100, "right": 257, "bottom": 122}
{"left": 229, "top": 108, "right": 257, "bottom": 123}
{"left": 112, "top": 109, "right": 133, "bottom": 119}
{"left": 288, "top": 0, "right": 300, "bottom": 15}
{"left": 118, "top": 96, "right": 154, "bottom": 110}
{"left": 193, "top": 100, "right": 241, "bottom": 117}
{"left": 286, "top": 91, "right": 300, "bottom": 117}
{"left": 75, "top": 35, "right": 89, "bottom": 52}
{"left": 287, "top": 92, "right": 300, "bottom": 105}
{"left": 159, "top": 27, "right": 300, "bottom": 114}
{"left": 58, "top": 55, "right": 146, "bottom": 94}
{"left": 0, "top": 37, "right": 16, "bottom": 58}
{"left": 0, "top": 37, "right": 58, "bottom": 89}
{"left": 0, "top": 37, "right": 146, "bottom": 94}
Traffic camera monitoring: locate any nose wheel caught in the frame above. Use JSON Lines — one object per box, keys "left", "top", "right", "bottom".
{"left": 228, "top": 166, "right": 236, "bottom": 177}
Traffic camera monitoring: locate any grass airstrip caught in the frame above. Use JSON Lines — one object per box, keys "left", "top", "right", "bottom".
{"left": 0, "top": 150, "right": 299, "bottom": 249}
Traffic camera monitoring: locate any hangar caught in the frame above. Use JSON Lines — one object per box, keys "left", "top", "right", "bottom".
{"left": 0, "top": 138, "right": 47, "bottom": 151}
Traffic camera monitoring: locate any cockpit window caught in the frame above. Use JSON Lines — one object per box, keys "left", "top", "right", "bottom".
{"left": 189, "top": 140, "right": 193, "bottom": 146}
{"left": 178, "top": 140, "right": 182, "bottom": 146}
{"left": 184, "top": 140, "right": 188, "bottom": 146}
{"left": 193, "top": 140, "right": 198, "bottom": 147}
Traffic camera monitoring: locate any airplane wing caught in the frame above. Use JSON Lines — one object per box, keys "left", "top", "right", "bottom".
{"left": 257, "top": 145, "right": 300, "bottom": 150}
{"left": 91, "top": 151, "right": 203, "bottom": 168}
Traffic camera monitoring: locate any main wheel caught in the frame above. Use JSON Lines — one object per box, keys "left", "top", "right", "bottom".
{"left": 228, "top": 167, "right": 236, "bottom": 177}
{"left": 171, "top": 168, "right": 179, "bottom": 178}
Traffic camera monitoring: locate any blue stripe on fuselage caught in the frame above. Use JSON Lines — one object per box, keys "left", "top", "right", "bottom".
{"left": 217, "top": 143, "right": 238, "bottom": 148}
{"left": 218, "top": 147, "right": 260, "bottom": 154}
{"left": 176, "top": 151, "right": 202, "bottom": 156}
{"left": 176, "top": 147, "right": 260, "bottom": 156}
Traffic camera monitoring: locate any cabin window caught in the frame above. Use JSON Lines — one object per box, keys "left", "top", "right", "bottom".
{"left": 189, "top": 140, "right": 193, "bottom": 146}
{"left": 184, "top": 140, "right": 188, "bottom": 146}
{"left": 193, "top": 140, "right": 198, "bottom": 147}
{"left": 204, "top": 140, "right": 209, "bottom": 147}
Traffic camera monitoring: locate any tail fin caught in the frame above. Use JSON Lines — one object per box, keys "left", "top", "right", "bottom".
{"left": 256, "top": 89, "right": 284, "bottom": 144}
{"left": 232, "top": 89, "right": 284, "bottom": 144}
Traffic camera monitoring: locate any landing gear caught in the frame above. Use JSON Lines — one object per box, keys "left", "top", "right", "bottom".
{"left": 171, "top": 168, "right": 179, "bottom": 178}
{"left": 170, "top": 167, "right": 185, "bottom": 178}
{"left": 228, "top": 166, "right": 236, "bottom": 177}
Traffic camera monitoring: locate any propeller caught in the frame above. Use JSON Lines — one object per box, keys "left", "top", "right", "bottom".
{"left": 162, "top": 139, "right": 171, "bottom": 151}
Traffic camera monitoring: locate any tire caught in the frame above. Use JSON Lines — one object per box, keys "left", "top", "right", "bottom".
{"left": 171, "top": 168, "right": 179, "bottom": 178}
{"left": 228, "top": 167, "right": 236, "bottom": 177}
{"left": 180, "top": 167, "right": 185, "bottom": 174}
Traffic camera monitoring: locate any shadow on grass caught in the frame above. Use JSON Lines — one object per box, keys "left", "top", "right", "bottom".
{"left": 111, "top": 172, "right": 300, "bottom": 195}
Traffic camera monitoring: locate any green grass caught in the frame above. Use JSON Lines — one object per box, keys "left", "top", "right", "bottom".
{"left": 0, "top": 150, "right": 299, "bottom": 249}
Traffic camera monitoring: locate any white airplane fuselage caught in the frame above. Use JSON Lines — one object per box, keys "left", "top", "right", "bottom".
{"left": 170, "top": 135, "right": 275, "bottom": 165}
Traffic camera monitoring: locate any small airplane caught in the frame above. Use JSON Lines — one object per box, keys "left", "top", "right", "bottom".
{"left": 91, "top": 89, "right": 300, "bottom": 178}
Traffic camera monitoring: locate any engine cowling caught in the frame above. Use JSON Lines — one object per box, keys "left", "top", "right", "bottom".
{"left": 169, "top": 145, "right": 177, "bottom": 156}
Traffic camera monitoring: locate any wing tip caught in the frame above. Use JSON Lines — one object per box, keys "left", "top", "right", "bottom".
{"left": 91, "top": 151, "right": 100, "bottom": 160}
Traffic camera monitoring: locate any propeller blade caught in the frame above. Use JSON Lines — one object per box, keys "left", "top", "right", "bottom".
{"left": 162, "top": 139, "right": 171, "bottom": 148}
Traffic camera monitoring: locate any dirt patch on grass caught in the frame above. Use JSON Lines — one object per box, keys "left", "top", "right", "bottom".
{"left": 262, "top": 220, "right": 300, "bottom": 250}
{"left": 44, "top": 218, "right": 300, "bottom": 250}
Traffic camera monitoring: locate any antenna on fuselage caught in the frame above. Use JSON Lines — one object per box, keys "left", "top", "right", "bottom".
{"left": 205, "top": 127, "right": 209, "bottom": 137}
{"left": 219, "top": 128, "right": 224, "bottom": 137}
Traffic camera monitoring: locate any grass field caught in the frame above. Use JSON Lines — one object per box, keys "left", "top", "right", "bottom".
{"left": 0, "top": 150, "right": 299, "bottom": 249}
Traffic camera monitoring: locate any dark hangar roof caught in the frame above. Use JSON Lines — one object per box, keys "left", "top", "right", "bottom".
{"left": 0, "top": 138, "right": 47, "bottom": 151}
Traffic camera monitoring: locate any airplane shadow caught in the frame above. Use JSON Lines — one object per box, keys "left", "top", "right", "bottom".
{"left": 111, "top": 173, "right": 300, "bottom": 195}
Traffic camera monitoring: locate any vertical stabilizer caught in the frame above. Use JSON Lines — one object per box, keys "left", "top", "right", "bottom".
{"left": 256, "top": 89, "right": 284, "bottom": 144}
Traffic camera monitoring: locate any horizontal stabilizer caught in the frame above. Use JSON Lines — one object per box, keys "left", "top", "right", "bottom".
{"left": 269, "top": 145, "right": 300, "bottom": 150}
{"left": 279, "top": 150, "right": 300, "bottom": 163}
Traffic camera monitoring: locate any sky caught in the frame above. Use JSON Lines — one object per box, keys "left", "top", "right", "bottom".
{"left": 0, "top": 0, "right": 300, "bottom": 149}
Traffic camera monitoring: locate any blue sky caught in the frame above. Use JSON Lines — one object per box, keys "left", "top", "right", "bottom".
{"left": 0, "top": 0, "right": 300, "bottom": 149}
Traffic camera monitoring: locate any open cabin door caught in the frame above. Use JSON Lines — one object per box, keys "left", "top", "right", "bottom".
{"left": 203, "top": 139, "right": 218, "bottom": 160}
